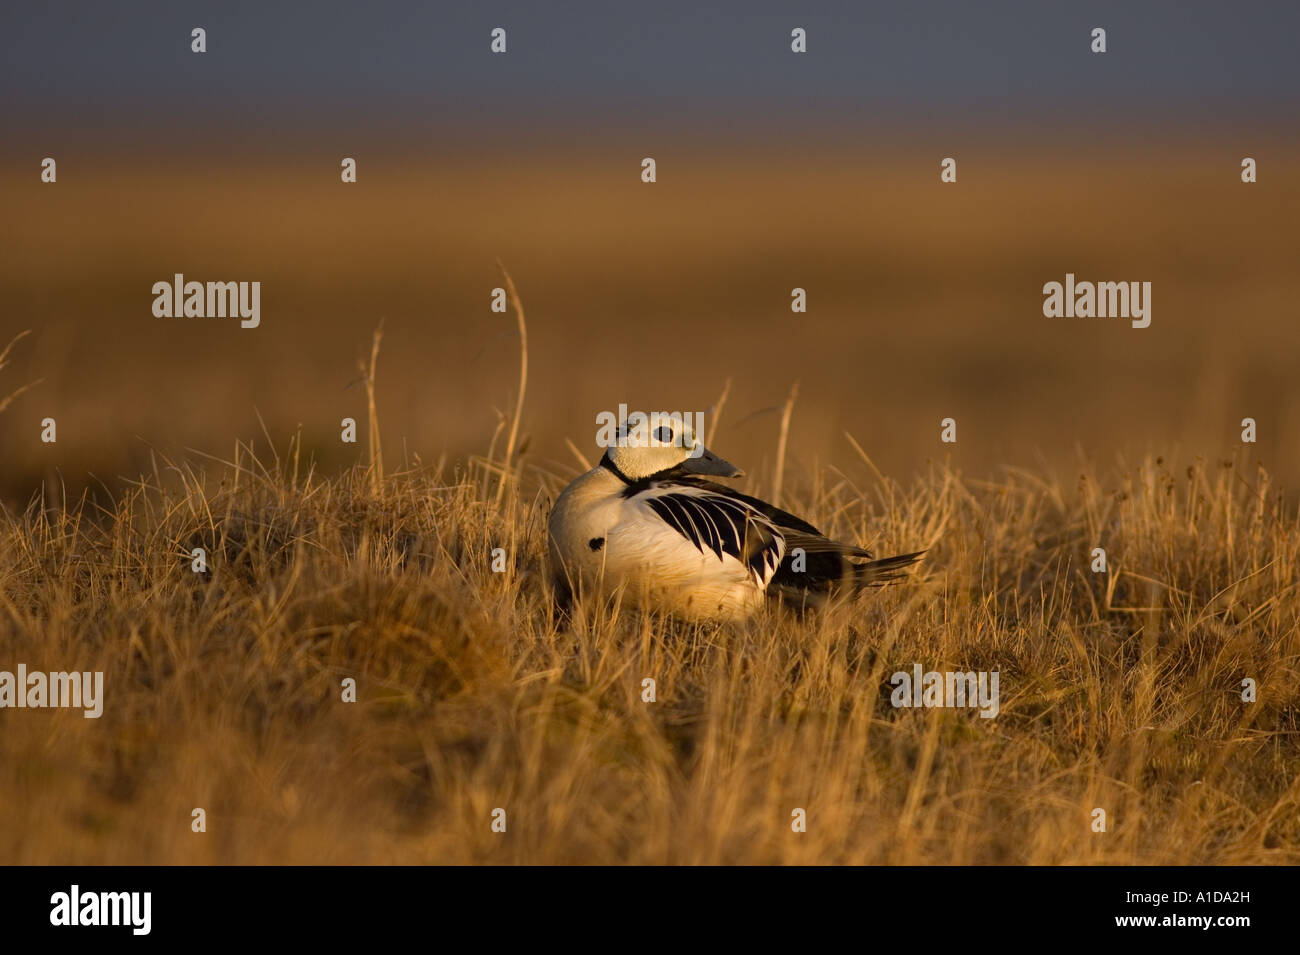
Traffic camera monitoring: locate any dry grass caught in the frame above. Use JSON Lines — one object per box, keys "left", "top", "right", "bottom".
{"left": 3, "top": 145, "right": 1298, "bottom": 864}
{"left": 0, "top": 330, "right": 40, "bottom": 418}
{"left": 2, "top": 432, "right": 1297, "bottom": 864}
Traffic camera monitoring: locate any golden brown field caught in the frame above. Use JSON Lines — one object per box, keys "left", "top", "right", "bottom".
{"left": 2, "top": 143, "right": 1298, "bottom": 863}
{"left": 2, "top": 428, "right": 1297, "bottom": 863}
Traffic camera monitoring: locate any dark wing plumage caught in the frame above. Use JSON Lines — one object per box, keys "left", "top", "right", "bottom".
{"left": 630, "top": 474, "right": 924, "bottom": 604}
{"left": 640, "top": 486, "right": 784, "bottom": 585}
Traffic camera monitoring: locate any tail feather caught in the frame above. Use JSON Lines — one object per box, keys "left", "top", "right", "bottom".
{"left": 849, "top": 550, "right": 926, "bottom": 587}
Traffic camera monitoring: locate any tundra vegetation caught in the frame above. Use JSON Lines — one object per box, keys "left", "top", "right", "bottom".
{"left": 1, "top": 322, "right": 1297, "bottom": 863}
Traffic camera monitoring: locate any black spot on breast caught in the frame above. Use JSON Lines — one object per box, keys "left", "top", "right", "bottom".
{"left": 588, "top": 537, "right": 605, "bottom": 551}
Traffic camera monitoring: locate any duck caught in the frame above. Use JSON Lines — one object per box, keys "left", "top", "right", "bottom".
{"left": 547, "top": 412, "right": 923, "bottom": 622}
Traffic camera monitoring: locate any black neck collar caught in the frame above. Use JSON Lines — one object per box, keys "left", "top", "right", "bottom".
{"left": 599, "top": 455, "right": 633, "bottom": 485}
{"left": 601, "top": 455, "right": 706, "bottom": 495}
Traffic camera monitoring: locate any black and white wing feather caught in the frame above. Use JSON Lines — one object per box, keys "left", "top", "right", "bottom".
{"left": 638, "top": 484, "right": 785, "bottom": 587}
{"left": 624, "top": 474, "right": 924, "bottom": 605}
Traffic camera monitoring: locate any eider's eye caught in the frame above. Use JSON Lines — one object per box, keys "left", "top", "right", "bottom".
{"left": 654, "top": 425, "right": 674, "bottom": 444}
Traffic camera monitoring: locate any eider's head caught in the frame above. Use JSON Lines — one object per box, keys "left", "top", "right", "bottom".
{"left": 600, "top": 411, "right": 743, "bottom": 482}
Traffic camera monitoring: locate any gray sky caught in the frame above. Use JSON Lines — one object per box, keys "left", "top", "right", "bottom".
{"left": 2, "top": 0, "right": 1297, "bottom": 134}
